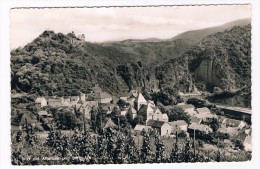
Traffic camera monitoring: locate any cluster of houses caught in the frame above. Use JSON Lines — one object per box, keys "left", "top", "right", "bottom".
{"left": 31, "top": 84, "right": 251, "bottom": 151}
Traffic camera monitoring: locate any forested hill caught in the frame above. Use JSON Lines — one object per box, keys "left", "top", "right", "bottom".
{"left": 185, "top": 24, "right": 251, "bottom": 107}
{"left": 11, "top": 24, "right": 251, "bottom": 107}
{"left": 10, "top": 30, "right": 192, "bottom": 97}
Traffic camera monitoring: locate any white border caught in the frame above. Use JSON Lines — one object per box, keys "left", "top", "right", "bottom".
{"left": 1, "top": 0, "right": 260, "bottom": 169}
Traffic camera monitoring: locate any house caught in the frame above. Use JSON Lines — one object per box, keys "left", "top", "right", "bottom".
{"left": 99, "top": 103, "right": 114, "bottom": 112}
{"left": 128, "top": 106, "right": 137, "bottom": 119}
{"left": 47, "top": 97, "right": 64, "bottom": 107}
{"left": 37, "top": 111, "right": 49, "bottom": 118}
{"left": 35, "top": 97, "right": 47, "bottom": 108}
{"left": 236, "top": 128, "right": 252, "bottom": 151}
{"left": 61, "top": 100, "right": 72, "bottom": 107}
{"left": 221, "top": 118, "right": 246, "bottom": 129}
{"left": 134, "top": 92, "right": 147, "bottom": 110}
{"left": 152, "top": 107, "right": 164, "bottom": 121}
{"left": 162, "top": 114, "right": 169, "bottom": 122}
{"left": 138, "top": 103, "right": 164, "bottom": 122}
{"left": 134, "top": 125, "right": 152, "bottom": 133}
{"left": 195, "top": 113, "right": 218, "bottom": 123}
{"left": 217, "top": 127, "right": 239, "bottom": 137}
{"left": 188, "top": 123, "right": 213, "bottom": 134}
{"left": 194, "top": 107, "right": 218, "bottom": 123}
{"left": 190, "top": 116, "right": 202, "bottom": 125}
{"left": 169, "top": 120, "right": 188, "bottom": 134}
{"left": 176, "top": 104, "right": 197, "bottom": 116}
{"left": 95, "top": 92, "right": 112, "bottom": 103}
{"left": 196, "top": 107, "right": 211, "bottom": 114}
{"left": 147, "top": 120, "right": 171, "bottom": 136}
{"left": 104, "top": 118, "right": 117, "bottom": 129}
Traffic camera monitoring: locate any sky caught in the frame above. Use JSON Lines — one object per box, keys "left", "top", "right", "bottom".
{"left": 10, "top": 5, "right": 251, "bottom": 49}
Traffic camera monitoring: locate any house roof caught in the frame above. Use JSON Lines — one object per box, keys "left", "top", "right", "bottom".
{"left": 188, "top": 123, "right": 210, "bottom": 132}
{"left": 147, "top": 120, "right": 166, "bottom": 128}
{"left": 82, "top": 101, "right": 98, "bottom": 108}
{"left": 128, "top": 106, "right": 137, "bottom": 114}
{"left": 134, "top": 125, "right": 151, "bottom": 131}
{"left": 35, "top": 97, "right": 45, "bottom": 103}
{"left": 135, "top": 92, "right": 147, "bottom": 103}
{"left": 169, "top": 120, "right": 187, "bottom": 127}
{"left": 196, "top": 107, "right": 211, "bottom": 114}
{"left": 190, "top": 116, "right": 202, "bottom": 124}
{"left": 62, "top": 101, "right": 71, "bottom": 107}
{"left": 164, "top": 105, "right": 175, "bottom": 111}
{"left": 120, "top": 92, "right": 132, "bottom": 98}
{"left": 47, "top": 98, "right": 63, "bottom": 102}
{"left": 223, "top": 119, "right": 242, "bottom": 127}
{"left": 195, "top": 113, "right": 217, "bottom": 120}
{"left": 104, "top": 118, "right": 117, "bottom": 128}
{"left": 37, "top": 111, "right": 48, "bottom": 116}
{"left": 95, "top": 92, "right": 111, "bottom": 99}
{"left": 218, "top": 127, "right": 239, "bottom": 136}
{"left": 176, "top": 104, "right": 195, "bottom": 110}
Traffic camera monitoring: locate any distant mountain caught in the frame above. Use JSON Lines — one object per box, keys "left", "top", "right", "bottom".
{"left": 172, "top": 18, "right": 251, "bottom": 43}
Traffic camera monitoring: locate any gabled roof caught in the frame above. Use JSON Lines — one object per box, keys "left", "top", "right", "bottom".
{"left": 120, "top": 92, "right": 132, "bottom": 98}
{"left": 190, "top": 116, "right": 202, "bottom": 124}
{"left": 35, "top": 97, "right": 46, "bottom": 103}
{"left": 176, "top": 104, "right": 195, "bottom": 110}
{"left": 195, "top": 113, "right": 217, "bottom": 120}
{"left": 196, "top": 107, "right": 211, "bottom": 114}
{"left": 223, "top": 119, "right": 242, "bottom": 127}
{"left": 37, "top": 111, "right": 48, "bottom": 116}
{"left": 135, "top": 92, "right": 147, "bottom": 103}
{"left": 147, "top": 119, "right": 166, "bottom": 128}
{"left": 104, "top": 118, "right": 117, "bottom": 128}
{"left": 95, "top": 92, "right": 111, "bottom": 99}
{"left": 128, "top": 106, "right": 137, "bottom": 114}
{"left": 218, "top": 127, "right": 239, "bottom": 136}
{"left": 169, "top": 120, "right": 187, "bottom": 127}
{"left": 134, "top": 125, "right": 151, "bottom": 131}
{"left": 188, "top": 123, "right": 210, "bottom": 132}
{"left": 47, "top": 97, "right": 63, "bottom": 102}
{"left": 62, "top": 100, "right": 71, "bottom": 107}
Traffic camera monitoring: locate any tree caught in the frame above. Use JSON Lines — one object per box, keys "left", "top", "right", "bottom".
{"left": 187, "top": 97, "right": 207, "bottom": 108}
{"left": 167, "top": 107, "right": 191, "bottom": 123}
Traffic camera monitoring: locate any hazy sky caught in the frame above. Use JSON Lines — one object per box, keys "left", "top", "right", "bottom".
{"left": 10, "top": 5, "right": 251, "bottom": 49}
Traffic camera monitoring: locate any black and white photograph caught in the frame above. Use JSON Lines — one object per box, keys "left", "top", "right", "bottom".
{"left": 1, "top": 1, "right": 260, "bottom": 168}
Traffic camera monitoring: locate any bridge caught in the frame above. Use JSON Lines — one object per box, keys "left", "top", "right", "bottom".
{"left": 216, "top": 104, "right": 251, "bottom": 124}
{"left": 216, "top": 104, "right": 251, "bottom": 115}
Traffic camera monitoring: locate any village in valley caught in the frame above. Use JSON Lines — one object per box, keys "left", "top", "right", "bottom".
{"left": 9, "top": 5, "right": 252, "bottom": 165}
{"left": 11, "top": 82, "right": 252, "bottom": 164}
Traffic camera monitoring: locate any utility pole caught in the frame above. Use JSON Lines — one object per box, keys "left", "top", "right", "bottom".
{"left": 83, "top": 111, "right": 86, "bottom": 134}
{"left": 193, "top": 129, "right": 196, "bottom": 159}
{"left": 118, "top": 116, "right": 120, "bottom": 132}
